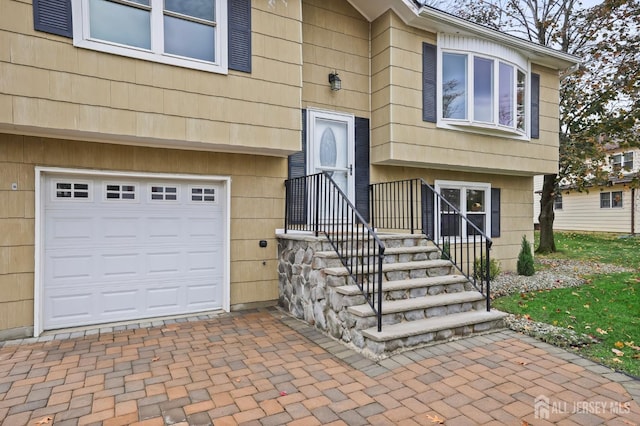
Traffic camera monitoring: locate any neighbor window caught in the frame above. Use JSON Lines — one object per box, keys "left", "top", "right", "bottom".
{"left": 441, "top": 52, "right": 527, "bottom": 134}
{"left": 554, "top": 193, "right": 563, "bottom": 210}
{"left": 71, "top": 0, "right": 227, "bottom": 73}
{"left": 611, "top": 152, "right": 634, "bottom": 171}
{"left": 600, "top": 191, "right": 623, "bottom": 208}
{"left": 436, "top": 181, "right": 491, "bottom": 239}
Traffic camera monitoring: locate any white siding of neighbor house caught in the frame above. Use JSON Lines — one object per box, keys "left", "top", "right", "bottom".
{"left": 533, "top": 175, "right": 543, "bottom": 225}
{"left": 553, "top": 185, "right": 636, "bottom": 234}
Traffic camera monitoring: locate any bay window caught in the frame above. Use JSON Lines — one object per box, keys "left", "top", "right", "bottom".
{"left": 441, "top": 51, "right": 528, "bottom": 135}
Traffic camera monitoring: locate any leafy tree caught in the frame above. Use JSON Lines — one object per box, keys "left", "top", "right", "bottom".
{"left": 433, "top": 0, "right": 640, "bottom": 253}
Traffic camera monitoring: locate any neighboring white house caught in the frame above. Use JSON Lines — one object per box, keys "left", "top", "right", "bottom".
{"left": 534, "top": 148, "right": 640, "bottom": 234}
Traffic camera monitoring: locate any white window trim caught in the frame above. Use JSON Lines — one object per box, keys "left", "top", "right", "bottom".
{"left": 71, "top": 0, "right": 228, "bottom": 74}
{"left": 437, "top": 34, "right": 531, "bottom": 140}
{"left": 34, "top": 167, "right": 232, "bottom": 337}
{"left": 434, "top": 180, "right": 492, "bottom": 241}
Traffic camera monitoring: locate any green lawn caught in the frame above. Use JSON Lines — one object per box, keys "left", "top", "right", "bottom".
{"left": 496, "top": 231, "right": 640, "bottom": 377}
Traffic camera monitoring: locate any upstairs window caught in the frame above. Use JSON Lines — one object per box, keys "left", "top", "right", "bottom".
{"left": 441, "top": 52, "right": 527, "bottom": 134}
{"left": 611, "top": 152, "right": 634, "bottom": 171}
{"left": 71, "top": 0, "right": 228, "bottom": 73}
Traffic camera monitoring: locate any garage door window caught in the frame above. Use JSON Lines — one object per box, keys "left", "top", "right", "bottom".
{"left": 55, "top": 181, "right": 91, "bottom": 199}
{"left": 106, "top": 184, "right": 136, "bottom": 200}
{"left": 151, "top": 185, "right": 178, "bottom": 201}
{"left": 191, "top": 186, "right": 216, "bottom": 202}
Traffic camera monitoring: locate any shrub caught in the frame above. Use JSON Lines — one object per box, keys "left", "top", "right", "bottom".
{"left": 440, "top": 240, "right": 450, "bottom": 260}
{"left": 517, "top": 235, "right": 535, "bottom": 276}
{"left": 474, "top": 257, "right": 501, "bottom": 280}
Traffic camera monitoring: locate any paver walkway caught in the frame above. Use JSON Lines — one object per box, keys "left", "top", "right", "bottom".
{"left": 0, "top": 308, "right": 639, "bottom": 425}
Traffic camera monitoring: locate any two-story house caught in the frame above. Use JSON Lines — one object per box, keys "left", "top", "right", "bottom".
{"left": 534, "top": 147, "right": 640, "bottom": 234}
{"left": 0, "top": 0, "right": 579, "bottom": 340}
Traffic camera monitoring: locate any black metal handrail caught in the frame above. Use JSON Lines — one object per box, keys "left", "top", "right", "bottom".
{"left": 284, "top": 173, "right": 386, "bottom": 331}
{"left": 370, "top": 178, "right": 492, "bottom": 311}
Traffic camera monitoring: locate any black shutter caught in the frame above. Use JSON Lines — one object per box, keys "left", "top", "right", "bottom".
{"left": 228, "top": 0, "right": 252, "bottom": 73}
{"left": 422, "top": 184, "right": 435, "bottom": 239}
{"left": 530, "top": 73, "right": 540, "bottom": 139}
{"left": 287, "top": 110, "right": 307, "bottom": 224}
{"left": 33, "top": 0, "right": 73, "bottom": 38}
{"left": 491, "top": 188, "right": 501, "bottom": 238}
{"left": 354, "top": 117, "right": 370, "bottom": 221}
{"left": 422, "top": 42, "right": 437, "bottom": 123}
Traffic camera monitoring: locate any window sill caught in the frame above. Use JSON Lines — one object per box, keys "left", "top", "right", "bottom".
{"left": 438, "top": 120, "right": 529, "bottom": 141}
{"left": 73, "top": 38, "right": 228, "bottom": 74}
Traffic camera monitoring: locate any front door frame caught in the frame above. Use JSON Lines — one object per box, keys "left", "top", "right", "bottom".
{"left": 306, "top": 108, "right": 356, "bottom": 204}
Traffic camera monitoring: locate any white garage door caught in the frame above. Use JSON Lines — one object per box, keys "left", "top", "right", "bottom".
{"left": 42, "top": 173, "right": 226, "bottom": 330}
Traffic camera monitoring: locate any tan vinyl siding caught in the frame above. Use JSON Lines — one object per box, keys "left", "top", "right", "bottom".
{"left": 0, "top": 133, "right": 285, "bottom": 333}
{"left": 554, "top": 186, "right": 634, "bottom": 234}
{"left": 301, "top": 0, "right": 370, "bottom": 117}
{"left": 0, "top": 0, "right": 303, "bottom": 156}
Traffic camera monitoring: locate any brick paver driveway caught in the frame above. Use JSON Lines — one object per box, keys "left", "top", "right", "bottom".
{"left": 1, "top": 308, "right": 639, "bottom": 425}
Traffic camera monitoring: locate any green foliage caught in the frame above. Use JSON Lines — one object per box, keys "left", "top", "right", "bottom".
{"left": 474, "top": 257, "right": 501, "bottom": 280}
{"left": 493, "top": 273, "right": 640, "bottom": 377}
{"left": 517, "top": 235, "right": 535, "bottom": 276}
{"left": 440, "top": 240, "right": 450, "bottom": 260}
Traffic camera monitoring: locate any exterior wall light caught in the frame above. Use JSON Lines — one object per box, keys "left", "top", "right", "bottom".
{"left": 328, "top": 72, "right": 341, "bottom": 91}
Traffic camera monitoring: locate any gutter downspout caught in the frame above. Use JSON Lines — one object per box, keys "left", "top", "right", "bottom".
{"left": 632, "top": 188, "right": 636, "bottom": 236}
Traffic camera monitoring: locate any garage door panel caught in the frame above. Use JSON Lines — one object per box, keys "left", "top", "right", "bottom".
{"left": 102, "top": 289, "right": 140, "bottom": 314}
{"left": 43, "top": 174, "right": 226, "bottom": 331}
{"left": 188, "top": 217, "right": 223, "bottom": 238}
{"left": 102, "top": 217, "right": 142, "bottom": 241}
{"left": 146, "top": 286, "right": 182, "bottom": 310}
{"left": 147, "top": 251, "right": 182, "bottom": 274}
{"left": 46, "top": 216, "right": 95, "bottom": 246}
{"left": 187, "top": 283, "right": 219, "bottom": 307}
{"left": 47, "top": 254, "right": 94, "bottom": 281}
{"left": 46, "top": 292, "right": 93, "bottom": 323}
{"left": 187, "top": 249, "right": 222, "bottom": 272}
{"left": 101, "top": 253, "right": 141, "bottom": 277}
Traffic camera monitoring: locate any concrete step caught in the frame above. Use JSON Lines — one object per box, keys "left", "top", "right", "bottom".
{"left": 314, "top": 245, "right": 439, "bottom": 259}
{"left": 361, "top": 310, "right": 508, "bottom": 342}
{"left": 334, "top": 274, "right": 470, "bottom": 296}
{"left": 347, "top": 291, "right": 484, "bottom": 317}
{"left": 323, "top": 259, "right": 452, "bottom": 277}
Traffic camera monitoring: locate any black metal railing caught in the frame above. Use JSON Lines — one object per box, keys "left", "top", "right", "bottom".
{"left": 370, "top": 178, "right": 492, "bottom": 311}
{"left": 284, "top": 173, "right": 386, "bottom": 331}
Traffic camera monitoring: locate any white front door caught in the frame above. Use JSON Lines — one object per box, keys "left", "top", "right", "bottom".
{"left": 307, "top": 109, "right": 355, "bottom": 210}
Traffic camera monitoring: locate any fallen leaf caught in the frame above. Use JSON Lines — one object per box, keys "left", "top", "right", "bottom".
{"left": 151, "top": 356, "right": 160, "bottom": 362}
{"left": 35, "top": 417, "right": 52, "bottom": 425}
{"left": 516, "top": 360, "right": 529, "bottom": 366}
{"left": 612, "top": 357, "right": 623, "bottom": 364}
{"left": 426, "top": 414, "right": 445, "bottom": 424}
{"left": 571, "top": 292, "right": 579, "bottom": 296}
{"left": 633, "top": 354, "right": 640, "bottom": 360}
{"left": 583, "top": 304, "right": 590, "bottom": 309}
{"left": 612, "top": 348, "right": 625, "bottom": 357}
{"left": 522, "top": 421, "right": 530, "bottom": 426}
{"left": 596, "top": 328, "right": 608, "bottom": 335}
{"left": 615, "top": 341, "right": 625, "bottom": 349}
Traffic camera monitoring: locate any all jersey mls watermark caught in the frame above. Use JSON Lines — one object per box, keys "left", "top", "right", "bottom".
{"left": 535, "top": 395, "right": 632, "bottom": 419}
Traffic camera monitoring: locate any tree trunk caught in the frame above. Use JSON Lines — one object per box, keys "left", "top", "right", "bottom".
{"left": 537, "top": 174, "right": 557, "bottom": 253}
